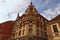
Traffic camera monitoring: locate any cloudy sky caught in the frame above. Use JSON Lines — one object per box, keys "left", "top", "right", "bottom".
{"left": 0, "top": 0, "right": 60, "bottom": 23}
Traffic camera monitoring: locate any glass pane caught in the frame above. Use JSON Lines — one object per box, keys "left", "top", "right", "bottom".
{"left": 53, "top": 25, "right": 58, "bottom": 32}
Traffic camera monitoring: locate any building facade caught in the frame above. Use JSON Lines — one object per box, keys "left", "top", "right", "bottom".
{"left": 46, "top": 15, "right": 60, "bottom": 40}
{"left": 10, "top": 2, "right": 48, "bottom": 40}
{"left": 0, "top": 2, "right": 60, "bottom": 40}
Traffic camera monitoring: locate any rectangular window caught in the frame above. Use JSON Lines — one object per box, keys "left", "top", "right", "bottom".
{"left": 53, "top": 25, "right": 58, "bottom": 32}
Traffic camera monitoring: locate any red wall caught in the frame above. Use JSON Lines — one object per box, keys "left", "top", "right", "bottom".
{"left": 0, "top": 21, "right": 13, "bottom": 40}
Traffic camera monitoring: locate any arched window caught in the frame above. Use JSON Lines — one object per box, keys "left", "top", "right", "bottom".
{"left": 19, "top": 31, "right": 21, "bottom": 36}
{"left": 37, "top": 30, "right": 39, "bottom": 35}
{"left": 41, "top": 31, "right": 43, "bottom": 36}
{"left": 29, "top": 28, "right": 32, "bottom": 32}
{"left": 28, "top": 28, "right": 33, "bottom": 35}
{"left": 12, "top": 33, "right": 15, "bottom": 37}
{"left": 29, "top": 24, "right": 32, "bottom": 27}
{"left": 20, "top": 24, "right": 22, "bottom": 29}
{"left": 22, "top": 29, "right": 25, "bottom": 35}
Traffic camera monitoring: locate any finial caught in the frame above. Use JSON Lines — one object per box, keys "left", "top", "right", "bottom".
{"left": 16, "top": 12, "right": 20, "bottom": 20}
{"left": 30, "top": 1, "right": 32, "bottom": 6}
{"left": 17, "top": 12, "right": 19, "bottom": 17}
{"left": 29, "top": 0, "right": 34, "bottom": 7}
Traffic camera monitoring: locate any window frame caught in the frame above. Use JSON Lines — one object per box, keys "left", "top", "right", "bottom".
{"left": 51, "top": 23, "right": 59, "bottom": 33}
{"left": 53, "top": 25, "right": 58, "bottom": 32}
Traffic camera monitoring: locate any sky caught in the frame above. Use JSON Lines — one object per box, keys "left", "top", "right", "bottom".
{"left": 0, "top": 0, "right": 60, "bottom": 23}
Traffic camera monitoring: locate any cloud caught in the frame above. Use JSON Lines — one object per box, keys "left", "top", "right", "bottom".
{"left": 41, "top": 4, "right": 60, "bottom": 20}
{"left": 41, "top": 0, "right": 51, "bottom": 7}
{"left": 7, "top": 0, "right": 31, "bottom": 19}
{"left": 7, "top": 0, "right": 31, "bottom": 18}
{"left": 0, "top": 0, "right": 31, "bottom": 23}
{"left": 0, "top": 0, "right": 60, "bottom": 23}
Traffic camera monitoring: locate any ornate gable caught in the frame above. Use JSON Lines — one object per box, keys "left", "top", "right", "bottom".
{"left": 25, "top": 2, "right": 38, "bottom": 15}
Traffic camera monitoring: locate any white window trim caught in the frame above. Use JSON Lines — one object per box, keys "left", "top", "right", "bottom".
{"left": 51, "top": 23, "right": 60, "bottom": 36}
{"left": 51, "top": 23, "right": 59, "bottom": 33}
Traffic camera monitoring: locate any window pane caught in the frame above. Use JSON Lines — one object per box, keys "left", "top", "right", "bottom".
{"left": 53, "top": 25, "right": 58, "bottom": 32}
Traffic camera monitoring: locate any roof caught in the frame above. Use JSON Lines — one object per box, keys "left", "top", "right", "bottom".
{"left": 51, "top": 14, "right": 60, "bottom": 21}
{"left": 46, "top": 14, "right": 60, "bottom": 25}
{"left": 0, "top": 21, "right": 14, "bottom": 36}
